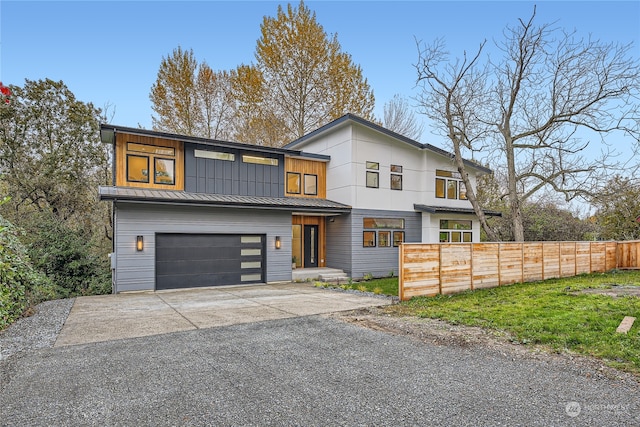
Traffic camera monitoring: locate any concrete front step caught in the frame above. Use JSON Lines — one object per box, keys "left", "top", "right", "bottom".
{"left": 319, "top": 273, "right": 349, "bottom": 282}
{"left": 292, "top": 267, "right": 349, "bottom": 282}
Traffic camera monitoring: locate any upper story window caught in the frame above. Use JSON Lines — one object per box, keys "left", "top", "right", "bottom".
{"left": 287, "top": 172, "right": 301, "bottom": 194}
{"left": 366, "top": 161, "right": 379, "bottom": 188}
{"left": 435, "top": 169, "right": 467, "bottom": 200}
{"left": 304, "top": 174, "right": 317, "bottom": 196}
{"left": 194, "top": 149, "right": 235, "bottom": 161}
{"left": 390, "top": 164, "right": 403, "bottom": 191}
{"left": 242, "top": 155, "right": 278, "bottom": 166}
{"left": 126, "top": 142, "right": 175, "bottom": 185}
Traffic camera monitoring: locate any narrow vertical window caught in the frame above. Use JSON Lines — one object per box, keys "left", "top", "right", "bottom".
{"left": 304, "top": 174, "right": 317, "bottom": 195}
{"left": 366, "top": 171, "right": 379, "bottom": 188}
{"left": 287, "top": 172, "right": 301, "bottom": 194}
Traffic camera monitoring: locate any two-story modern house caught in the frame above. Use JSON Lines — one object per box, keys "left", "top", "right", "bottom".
{"left": 99, "top": 114, "right": 494, "bottom": 293}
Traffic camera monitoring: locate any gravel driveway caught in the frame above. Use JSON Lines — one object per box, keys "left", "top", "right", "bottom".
{"left": 1, "top": 298, "right": 639, "bottom": 426}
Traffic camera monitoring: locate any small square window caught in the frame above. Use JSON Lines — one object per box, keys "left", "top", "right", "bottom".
{"left": 366, "top": 171, "right": 379, "bottom": 188}
{"left": 390, "top": 164, "right": 403, "bottom": 173}
{"left": 378, "top": 231, "right": 391, "bottom": 247}
{"left": 304, "top": 174, "right": 317, "bottom": 195}
{"left": 463, "top": 232, "right": 472, "bottom": 242}
{"left": 287, "top": 172, "right": 301, "bottom": 194}
{"left": 366, "top": 161, "right": 379, "bottom": 170}
{"left": 393, "top": 231, "right": 404, "bottom": 247}
{"left": 363, "top": 231, "right": 376, "bottom": 247}
{"left": 154, "top": 158, "right": 175, "bottom": 185}
{"left": 391, "top": 174, "right": 402, "bottom": 190}
{"left": 439, "top": 232, "right": 449, "bottom": 242}
{"left": 127, "top": 155, "right": 149, "bottom": 183}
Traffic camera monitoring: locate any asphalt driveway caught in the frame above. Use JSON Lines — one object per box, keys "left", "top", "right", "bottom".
{"left": 54, "top": 282, "right": 392, "bottom": 346}
{"left": 2, "top": 284, "right": 639, "bottom": 426}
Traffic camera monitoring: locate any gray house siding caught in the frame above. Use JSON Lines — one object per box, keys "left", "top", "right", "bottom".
{"left": 348, "top": 209, "right": 421, "bottom": 279}
{"left": 325, "top": 214, "right": 353, "bottom": 274}
{"left": 113, "top": 202, "right": 291, "bottom": 293}
{"left": 184, "top": 143, "right": 284, "bottom": 197}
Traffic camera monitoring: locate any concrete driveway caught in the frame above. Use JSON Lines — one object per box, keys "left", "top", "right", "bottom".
{"left": 55, "top": 282, "right": 391, "bottom": 347}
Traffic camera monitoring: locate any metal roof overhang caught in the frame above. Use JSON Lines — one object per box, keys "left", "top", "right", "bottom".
{"left": 99, "top": 186, "right": 351, "bottom": 214}
{"left": 414, "top": 204, "right": 502, "bottom": 217}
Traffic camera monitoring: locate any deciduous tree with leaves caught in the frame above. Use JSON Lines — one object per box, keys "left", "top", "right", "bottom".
{"left": 246, "top": 0, "right": 375, "bottom": 144}
{"left": 414, "top": 7, "right": 640, "bottom": 241}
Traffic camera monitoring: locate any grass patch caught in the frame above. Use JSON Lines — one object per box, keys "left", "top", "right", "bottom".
{"left": 352, "top": 277, "right": 399, "bottom": 296}
{"left": 387, "top": 270, "right": 640, "bottom": 374}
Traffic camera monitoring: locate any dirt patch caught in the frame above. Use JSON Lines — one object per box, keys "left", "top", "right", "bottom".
{"left": 332, "top": 306, "right": 639, "bottom": 384}
{"left": 572, "top": 285, "right": 640, "bottom": 298}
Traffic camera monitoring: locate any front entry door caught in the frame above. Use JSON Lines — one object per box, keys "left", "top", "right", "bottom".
{"left": 304, "top": 225, "right": 318, "bottom": 268}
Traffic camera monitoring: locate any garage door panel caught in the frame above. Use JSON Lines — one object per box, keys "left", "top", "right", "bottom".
{"left": 156, "top": 259, "right": 244, "bottom": 276}
{"left": 155, "top": 233, "right": 265, "bottom": 290}
{"left": 157, "top": 272, "right": 244, "bottom": 289}
{"left": 156, "top": 246, "right": 242, "bottom": 262}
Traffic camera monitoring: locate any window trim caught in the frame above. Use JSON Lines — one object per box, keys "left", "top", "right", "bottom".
{"left": 363, "top": 231, "right": 376, "bottom": 247}
{"left": 391, "top": 173, "right": 402, "bottom": 191}
{"left": 393, "top": 231, "right": 405, "bottom": 247}
{"left": 154, "top": 157, "right": 175, "bottom": 185}
{"left": 126, "top": 154, "right": 150, "bottom": 183}
{"left": 286, "top": 172, "right": 301, "bottom": 194}
{"left": 378, "top": 231, "right": 391, "bottom": 247}
{"left": 366, "top": 171, "right": 379, "bottom": 188}
{"left": 304, "top": 173, "right": 318, "bottom": 196}
{"left": 366, "top": 161, "right": 379, "bottom": 170}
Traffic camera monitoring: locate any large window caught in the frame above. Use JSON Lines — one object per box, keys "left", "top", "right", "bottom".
{"left": 126, "top": 142, "right": 176, "bottom": 186}
{"left": 363, "top": 217, "right": 405, "bottom": 247}
{"left": 287, "top": 172, "right": 301, "bottom": 194}
{"left": 154, "top": 158, "right": 175, "bottom": 185}
{"left": 439, "top": 219, "right": 472, "bottom": 243}
{"left": 435, "top": 169, "right": 468, "bottom": 200}
{"left": 127, "top": 155, "right": 149, "bottom": 183}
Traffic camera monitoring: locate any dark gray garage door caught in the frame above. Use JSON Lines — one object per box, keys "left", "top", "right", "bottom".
{"left": 155, "top": 234, "right": 265, "bottom": 290}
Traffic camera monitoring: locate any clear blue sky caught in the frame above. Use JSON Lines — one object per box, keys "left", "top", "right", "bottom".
{"left": 1, "top": 0, "right": 639, "bottom": 146}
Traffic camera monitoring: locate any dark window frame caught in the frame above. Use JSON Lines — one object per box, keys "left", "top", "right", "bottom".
{"left": 126, "top": 154, "right": 150, "bottom": 183}
{"left": 153, "top": 157, "right": 176, "bottom": 185}
{"left": 304, "top": 173, "right": 318, "bottom": 196}
{"left": 287, "top": 172, "right": 301, "bottom": 194}
{"left": 391, "top": 173, "right": 402, "bottom": 191}
{"left": 366, "top": 171, "right": 379, "bottom": 188}
{"left": 363, "top": 231, "right": 376, "bottom": 247}
{"left": 393, "top": 231, "right": 405, "bottom": 247}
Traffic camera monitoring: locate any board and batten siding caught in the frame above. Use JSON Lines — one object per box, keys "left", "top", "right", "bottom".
{"left": 327, "top": 209, "right": 421, "bottom": 279}
{"left": 113, "top": 202, "right": 292, "bottom": 292}
{"left": 184, "top": 143, "right": 284, "bottom": 197}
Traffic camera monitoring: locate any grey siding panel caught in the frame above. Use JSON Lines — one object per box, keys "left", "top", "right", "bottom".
{"left": 348, "top": 209, "right": 421, "bottom": 279}
{"left": 184, "top": 143, "right": 284, "bottom": 197}
{"left": 113, "top": 202, "right": 292, "bottom": 292}
{"left": 325, "top": 214, "right": 353, "bottom": 275}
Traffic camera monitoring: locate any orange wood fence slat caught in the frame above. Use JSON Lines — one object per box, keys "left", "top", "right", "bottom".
{"left": 399, "top": 241, "right": 640, "bottom": 301}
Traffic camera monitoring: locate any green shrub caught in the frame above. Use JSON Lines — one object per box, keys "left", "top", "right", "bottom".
{"left": 0, "top": 216, "right": 54, "bottom": 330}
{"left": 27, "top": 215, "right": 111, "bottom": 298}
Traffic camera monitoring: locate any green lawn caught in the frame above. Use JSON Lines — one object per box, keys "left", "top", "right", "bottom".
{"left": 356, "top": 271, "right": 640, "bottom": 374}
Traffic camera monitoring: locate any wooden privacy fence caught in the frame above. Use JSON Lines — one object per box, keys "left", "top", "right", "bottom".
{"left": 399, "top": 241, "right": 640, "bottom": 301}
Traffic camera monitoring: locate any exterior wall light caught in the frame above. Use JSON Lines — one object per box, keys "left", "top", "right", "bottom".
{"left": 136, "top": 235, "right": 144, "bottom": 251}
{"left": 275, "top": 236, "right": 281, "bottom": 249}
